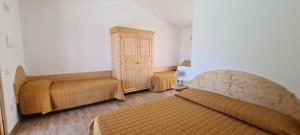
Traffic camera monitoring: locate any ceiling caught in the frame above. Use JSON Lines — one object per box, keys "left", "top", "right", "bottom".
{"left": 131, "top": 0, "right": 193, "bottom": 29}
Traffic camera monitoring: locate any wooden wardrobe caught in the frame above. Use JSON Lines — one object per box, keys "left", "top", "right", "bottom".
{"left": 111, "top": 26, "right": 154, "bottom": 93}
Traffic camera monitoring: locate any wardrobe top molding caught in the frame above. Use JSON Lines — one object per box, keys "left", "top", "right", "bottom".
{"left": 110, "top": 26, "right": 155, "bottom": 36}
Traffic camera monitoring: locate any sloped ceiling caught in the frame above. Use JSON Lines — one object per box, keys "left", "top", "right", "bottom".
{"left": 131, "top": 0, "right": 193, "bottom": 29}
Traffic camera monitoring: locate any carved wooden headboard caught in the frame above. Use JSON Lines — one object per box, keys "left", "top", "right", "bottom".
{"left": 13, "top": 65, "right": 27, "bottom": 104}
{"left": 185, "top": 70, "right": 300, "bottom": 123}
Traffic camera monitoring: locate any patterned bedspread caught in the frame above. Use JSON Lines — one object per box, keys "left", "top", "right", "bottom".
{"left": 51, "top": 78, "right": 125, "bottom": 111}
{"left": 18, "top": 78, "right": 125, "bottom": 115}
{"left": 19, "top": 80, "right": 53, "bottom": 115}
{"left": 152, "top": 71, "right": 176, "bottom": 92}
{"left": 89, "top": 89, "right": 300, "bottom": 135}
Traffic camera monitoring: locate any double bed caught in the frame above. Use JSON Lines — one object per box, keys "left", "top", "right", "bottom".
{"left": 89, "top": 70, "right": 300, "bottom": 135}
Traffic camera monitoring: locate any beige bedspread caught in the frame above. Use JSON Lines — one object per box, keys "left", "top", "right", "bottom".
{"left": 50, "top": 78, "right": 125, "bottom": 111}
{"left": 152, "top": 71, "right": 176, "bottom": 92}
{"left": 18, "top": 78, "right": 125, "bottom": 115}
{"left": 19, "top": 80, "right": 53, "bottom": 115}
{"left": 89, "top": 89, "right": 300, "bottom": 135}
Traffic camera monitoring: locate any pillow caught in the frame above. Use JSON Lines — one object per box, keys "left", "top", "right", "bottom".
{"left": 176, "top": 89, "right": 300, "bottom": 135}
{"left": 19, "top": 79, "right": 53, "bottom": 114}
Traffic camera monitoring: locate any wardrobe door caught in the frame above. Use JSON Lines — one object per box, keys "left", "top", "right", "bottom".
{"left": 121, "top": 34, "right": 138, "bottom": 92}
{"left": 137, "top": 37, "right": 152, "bottom": 89}
{"left": 111, "top": 33, "right": 121, "bottom": 80}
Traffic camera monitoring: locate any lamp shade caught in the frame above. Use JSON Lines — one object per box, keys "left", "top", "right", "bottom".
{"left": 179, "top": 60, "right": 191, "bottom": 67}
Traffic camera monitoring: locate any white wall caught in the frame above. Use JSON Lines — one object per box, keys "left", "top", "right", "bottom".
{"left": 131, "top": 0, "right": 193, "bottom": 28}
{"left": 20, "top": 0, "right": 181, "bottom": 75}
{"left": 0, "top": 0, "right": 25, "bottom": 133}
{"left": 179, "top": 27, "right": 192, "bottom": 64}
{"left": 191, "top": 0, "right": 300, "bottom": 97}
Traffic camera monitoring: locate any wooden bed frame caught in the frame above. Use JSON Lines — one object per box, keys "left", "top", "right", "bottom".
{"left": 185, "top": 70, "right": 300, "bottom": 123}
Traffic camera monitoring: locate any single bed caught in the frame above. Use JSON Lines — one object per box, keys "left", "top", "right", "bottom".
{"left": 89, "top": 70, "right": 300, "bottom": 135}
{"left": 152, "top": 71, "right": 176, "bottom": 92}
{"left": 14, "top": 66, "right": 125, "bottom": 115}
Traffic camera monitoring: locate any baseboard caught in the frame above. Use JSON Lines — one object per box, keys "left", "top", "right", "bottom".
{"left": 8, "top": 121, "right": 21, "bottom": 135}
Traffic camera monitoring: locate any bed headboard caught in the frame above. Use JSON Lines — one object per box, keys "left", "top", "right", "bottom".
{"left": 13, "top": 65, "right": 27, "bottom": 104}
{"left": 185, "top": 70, "right": 300, "bottom": 123}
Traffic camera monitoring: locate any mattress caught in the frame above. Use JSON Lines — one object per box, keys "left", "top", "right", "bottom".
{"left": 89, "top": 89, "right": 300, "bottom": 135}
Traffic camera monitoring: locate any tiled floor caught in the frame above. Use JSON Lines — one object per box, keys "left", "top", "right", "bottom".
{"left": 14, "top": 90, "right": 177, "bottom": 135}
